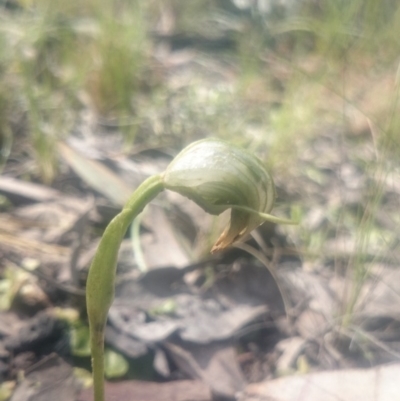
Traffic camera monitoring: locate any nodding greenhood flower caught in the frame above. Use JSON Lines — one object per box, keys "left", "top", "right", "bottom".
{"left": 162, "top": 138, "right": 295, "bottom": 253}
{"left": 86, "top": 137, "right": 297, "bottom": 401}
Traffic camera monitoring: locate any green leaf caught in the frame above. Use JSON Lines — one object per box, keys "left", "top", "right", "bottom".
{"left": 0, "top": 381, "right": 15, "bottom": 401}
{"left": 70, "top": 324, "right": 91, "bottom": 357}
{"left": 104, "top": 349, "right": 129, "bottom": 379}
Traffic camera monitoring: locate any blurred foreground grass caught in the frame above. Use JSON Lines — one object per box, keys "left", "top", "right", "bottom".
{"left": 0, "top": 0, "right": 399, "bottom": 171}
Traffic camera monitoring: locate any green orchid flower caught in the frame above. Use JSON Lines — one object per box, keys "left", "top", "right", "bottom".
{"left": 162, "top": 138, "right": 294, "bottom": 252}
{"left": 86, "top": 138, "right": 296, "bottom": 401}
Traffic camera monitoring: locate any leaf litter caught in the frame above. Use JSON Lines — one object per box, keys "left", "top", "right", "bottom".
{"left": 1, "top": 111, "right": 400, "bottom": 401}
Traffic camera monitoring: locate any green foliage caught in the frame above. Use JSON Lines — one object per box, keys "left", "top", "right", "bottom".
{"left": 87, "top": 2, "right": 148, "bottom": 118}
{"left": 104, "top": 349, "right": 129, "bottom": 379}
{"left": 0, "top": 381, "right": 15, "bottom": 401}
{"left": 71, "top": 323, "right": 91, "bottom": 357}
{"left": 0, "top": 0, "right": 153, "bottom": 181}
{"left": 0, "top": 265, "right": 29, "bottom": 311}
{"left": 2, "top": 0, "right": 398, "bottom": 182}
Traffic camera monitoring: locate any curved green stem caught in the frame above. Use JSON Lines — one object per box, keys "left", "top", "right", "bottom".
{"left": 86, "top": 174, "right": 164, "bottom": 401}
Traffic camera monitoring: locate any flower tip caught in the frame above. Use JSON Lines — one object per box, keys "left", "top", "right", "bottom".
{"left": 210, "top": 210, "right": 252, "bottom": 253}
{"left": 210, "top": 227, "right": 240, "bottom": 254}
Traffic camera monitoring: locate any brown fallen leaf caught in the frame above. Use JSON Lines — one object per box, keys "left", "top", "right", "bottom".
{"left": 165, "top": 341, "right": 246, "bottom": 398}
{"left": 77, "top": 380, "right": 212, "bottom": 401}
{"left": 240, "top": 363, "right": 400, "bottom": 401}
{"left": 0, "top": 176, "right": 62, "bottom": 203}
{"left": 9, "top": 354, "right": 78, "bottom": 401}
{"left": 139, "top": 205, "right": 191, "bottom": 269}
{"left": 57, "top": 142, "right": 132, "bottom": 205}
